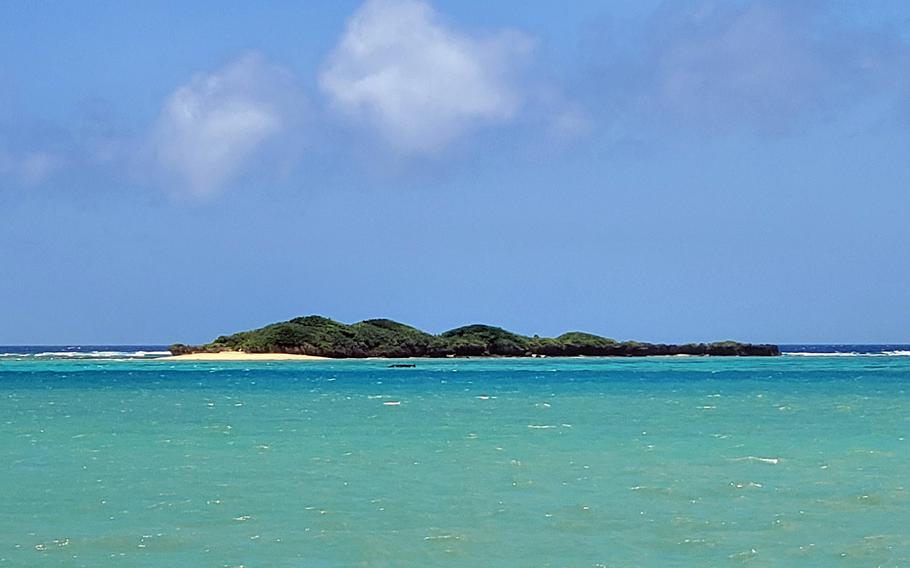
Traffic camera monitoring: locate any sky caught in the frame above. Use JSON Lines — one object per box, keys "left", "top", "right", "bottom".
{"left": 2, "top": 0, "right": 909, "bottom": 345}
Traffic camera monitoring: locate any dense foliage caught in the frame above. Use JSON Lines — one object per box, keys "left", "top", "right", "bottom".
{"left": 170, "top": 316, "right": 780, "bottom": 357}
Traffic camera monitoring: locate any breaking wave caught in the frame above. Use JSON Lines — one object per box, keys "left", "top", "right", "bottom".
{"left": 0, "top": 346, "right": 170, "bottom": 360}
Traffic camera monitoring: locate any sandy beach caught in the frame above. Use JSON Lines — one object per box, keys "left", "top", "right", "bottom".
{"left": 161, "top": 352, "right": 329, "bottom": 361}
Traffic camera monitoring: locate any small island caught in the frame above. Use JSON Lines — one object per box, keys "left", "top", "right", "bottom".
{"left": 169, "top": 316, "right": 780, "bottom": 358}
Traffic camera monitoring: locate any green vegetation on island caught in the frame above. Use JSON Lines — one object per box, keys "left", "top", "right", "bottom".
{"left": 170, "top": 315, "right": 780, "bottom": 357}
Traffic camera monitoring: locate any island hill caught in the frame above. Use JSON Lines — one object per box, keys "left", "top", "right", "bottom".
{"left": 169, "top": 316, "right": 780, "bottom": 358}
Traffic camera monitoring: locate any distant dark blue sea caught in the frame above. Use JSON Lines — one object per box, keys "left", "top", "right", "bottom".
{"left": 780, "top": 344, "right": 910, "bottom": 355}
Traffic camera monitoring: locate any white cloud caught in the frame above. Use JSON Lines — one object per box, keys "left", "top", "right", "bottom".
{"left": 320, "top": 0, "right": 533, "bottom": 154}
{"left": 149, "top": 53, "right": 302, "bottom": 197}
{"left": 548, "top": 106, "right": 593, "bottom": 141}
{"left": 0, "top": 148, "right": 65, "bottom": 187}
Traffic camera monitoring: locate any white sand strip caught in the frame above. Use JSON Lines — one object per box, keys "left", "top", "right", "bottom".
{"left": 160, "top": 352, "right": 329, "bottom": 361}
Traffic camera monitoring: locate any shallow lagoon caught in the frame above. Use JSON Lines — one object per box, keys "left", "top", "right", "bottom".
{"left": 1, "top": 356, "right": 908, "bottom": 566}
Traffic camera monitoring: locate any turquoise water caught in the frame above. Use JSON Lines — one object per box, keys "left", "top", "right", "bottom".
{"left": 1, "top": 356, "right": 908, "bottom": 566}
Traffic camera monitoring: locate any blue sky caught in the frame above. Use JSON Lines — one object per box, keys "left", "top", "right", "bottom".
{"left": 2, "top": 0, "right": 909, "bottom": 344}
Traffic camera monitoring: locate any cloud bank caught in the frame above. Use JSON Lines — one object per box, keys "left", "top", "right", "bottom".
{"left": 149, "top": 53, "right": 303, "bottom": 197}
{"left": 594, "top": 0, "right": 910, "bottom": 133}
{"left": 319, "top": 0, "right": 533, "bottom": 154}
{"left": 650, "top": 2, "right": 824, "bottom": 127}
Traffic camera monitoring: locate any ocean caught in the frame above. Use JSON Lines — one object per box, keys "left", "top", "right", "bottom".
{"left": 1, "top": 348, "right": 908, "bottom": 566}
